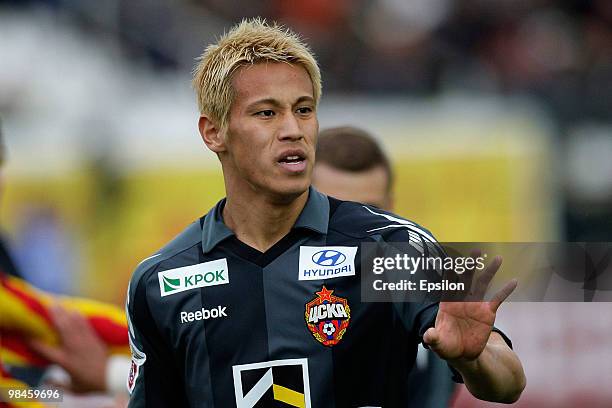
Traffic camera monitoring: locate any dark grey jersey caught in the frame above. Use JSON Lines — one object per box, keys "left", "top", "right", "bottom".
{"left": 125, "top": 188, "right": 459, "bottom": 407}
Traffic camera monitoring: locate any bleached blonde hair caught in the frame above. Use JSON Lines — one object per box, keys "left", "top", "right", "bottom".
{"left": 192, "top": 18, "right": 322, "bottom": 131}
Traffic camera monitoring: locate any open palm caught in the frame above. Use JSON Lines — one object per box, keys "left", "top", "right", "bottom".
{"left": 424, "top": 256, "right": 517, "bottom": 362}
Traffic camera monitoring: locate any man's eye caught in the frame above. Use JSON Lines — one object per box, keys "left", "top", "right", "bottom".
{"left": 296, "top": 107, "right": 313, "bottom": 114}
{"left": 255, "top": 110, "right": 275, "bottom": 117}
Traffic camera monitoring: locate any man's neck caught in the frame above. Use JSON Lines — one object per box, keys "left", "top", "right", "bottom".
{"left": 222, "top": 187, "right": 309, "bottom": 253}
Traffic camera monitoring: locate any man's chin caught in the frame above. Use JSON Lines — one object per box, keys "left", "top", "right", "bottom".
{"left": 265, "top": 180, "right": 310, "bottom": 204}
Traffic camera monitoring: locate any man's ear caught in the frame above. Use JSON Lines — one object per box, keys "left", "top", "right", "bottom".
{"left": 198, "top": 115, "right": 226, "bottom": 153}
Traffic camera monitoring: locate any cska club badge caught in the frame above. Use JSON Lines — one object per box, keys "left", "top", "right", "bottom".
{"left": 304, "top": 286, "right": 351, "bottom": 347}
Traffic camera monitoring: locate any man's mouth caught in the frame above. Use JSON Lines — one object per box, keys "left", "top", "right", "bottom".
{"left": 279, "top": 155, "right": 305, "bottom": 164}
{"left": 277, "top": 152, "right": 307, "bottom": 173}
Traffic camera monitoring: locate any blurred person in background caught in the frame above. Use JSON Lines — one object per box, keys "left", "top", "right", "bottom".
{"left": 0, "top": 119, "right": 130, "bottom": 407}
{"left": 126, "top": 18, "right": 524, "bottom": 407}
{"left": 313, "top": 126, "right": 393, "bottom": 209}
{"left": 313, "top": 126, "right": 457, "bottom": 407}
{"left": 0, "top": 121, "right": 21, "bottom": 279}
{"left": 13, "top": 204, "right": 77, "bottom": 295}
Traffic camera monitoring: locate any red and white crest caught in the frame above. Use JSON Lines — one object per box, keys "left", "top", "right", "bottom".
{"left": 304, "top": 286, "right": 351, "bottom": 347}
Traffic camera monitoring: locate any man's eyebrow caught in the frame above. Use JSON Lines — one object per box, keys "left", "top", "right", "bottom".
{"left": 248, "top": 98, "right": 283, "bottom": 109}
{"left": 247, "top": 95, "right": 315, "bottom": 110}
{"left": 295, "top": 95, "right": 315, "bottom": 105}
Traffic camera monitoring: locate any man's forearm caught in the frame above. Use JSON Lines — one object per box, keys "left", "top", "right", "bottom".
{"left": 449, "top": 332, "right": 526, "bottom": 403}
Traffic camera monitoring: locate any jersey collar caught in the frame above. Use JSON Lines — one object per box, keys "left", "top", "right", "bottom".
{"left": 293, "top": 186, "right": 329, "bottom": 234}
{"left": 201, "top": 186, "right": 330, "bottom": 254}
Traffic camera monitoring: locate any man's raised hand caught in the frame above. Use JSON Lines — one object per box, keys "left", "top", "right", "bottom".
{"left": 423, "top": 256, "right": 517, "bottom": 362}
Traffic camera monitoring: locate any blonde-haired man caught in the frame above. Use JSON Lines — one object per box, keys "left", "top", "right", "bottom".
{"left": 192, "top": 18, "right": 321, "bottom": 133}
{"left": 127, "top": 19, "right": 525, "bottom": 407}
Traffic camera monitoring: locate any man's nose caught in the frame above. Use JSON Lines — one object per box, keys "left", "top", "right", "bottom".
{"left": 277, "top": 112, "right": 303, "bottom": 141}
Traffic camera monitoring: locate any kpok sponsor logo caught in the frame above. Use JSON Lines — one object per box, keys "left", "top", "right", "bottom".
{"left": 157, "top": 258, "right": 229, "bottom": 297}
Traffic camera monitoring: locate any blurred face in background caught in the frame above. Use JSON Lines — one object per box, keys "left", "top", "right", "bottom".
{"left": 313, "top": 163, "right": 392, "bottom": 210}
{"left": 0, "top": 143, "right": 4, "bottom": 201}
{"left": 219, "top": 62, "right": 318, "bottom": 200}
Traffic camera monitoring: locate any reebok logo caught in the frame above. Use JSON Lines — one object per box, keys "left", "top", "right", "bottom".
{"left": 158, "top": 258, "right": 229, "bottom": 297}
{"left": 180, "top": 305, "right": 228, "bottom": 323}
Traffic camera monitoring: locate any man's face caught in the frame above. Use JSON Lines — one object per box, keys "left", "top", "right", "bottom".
{"left": 221, "top": 62, "right": 318, "bottom": 200}
{"left": 313, "top": 163, "right": 392, "bottom": 210}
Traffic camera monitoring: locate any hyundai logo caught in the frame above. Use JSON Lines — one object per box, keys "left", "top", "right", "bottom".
{"left": 312, "top": 250, "right": 346, "bottom": 267}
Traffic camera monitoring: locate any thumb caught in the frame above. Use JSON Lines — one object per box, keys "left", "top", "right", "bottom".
{"left": 423, "top": 327, "right": 439, "bottom": 348}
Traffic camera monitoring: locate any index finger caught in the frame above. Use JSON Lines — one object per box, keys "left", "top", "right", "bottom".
{"left": 489, "top": 278, "right": 518, "bottom": 312}
{"left": 49, "top": 304, "right": 73, "bottom": 333}
{"left": 50, "top": 303, "right": 91, "bottom": 344}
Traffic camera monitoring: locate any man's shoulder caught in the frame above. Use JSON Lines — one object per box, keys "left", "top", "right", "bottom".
{"left": 127, "top": 219, "right": 203, "bottom": 297}
{"left": 327, "top": 197, "right": 437, "bottom": 243}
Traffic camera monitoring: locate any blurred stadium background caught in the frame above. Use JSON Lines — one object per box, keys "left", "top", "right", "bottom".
{"left": 1, "top": 0, "right": 611, "bottom": 406}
